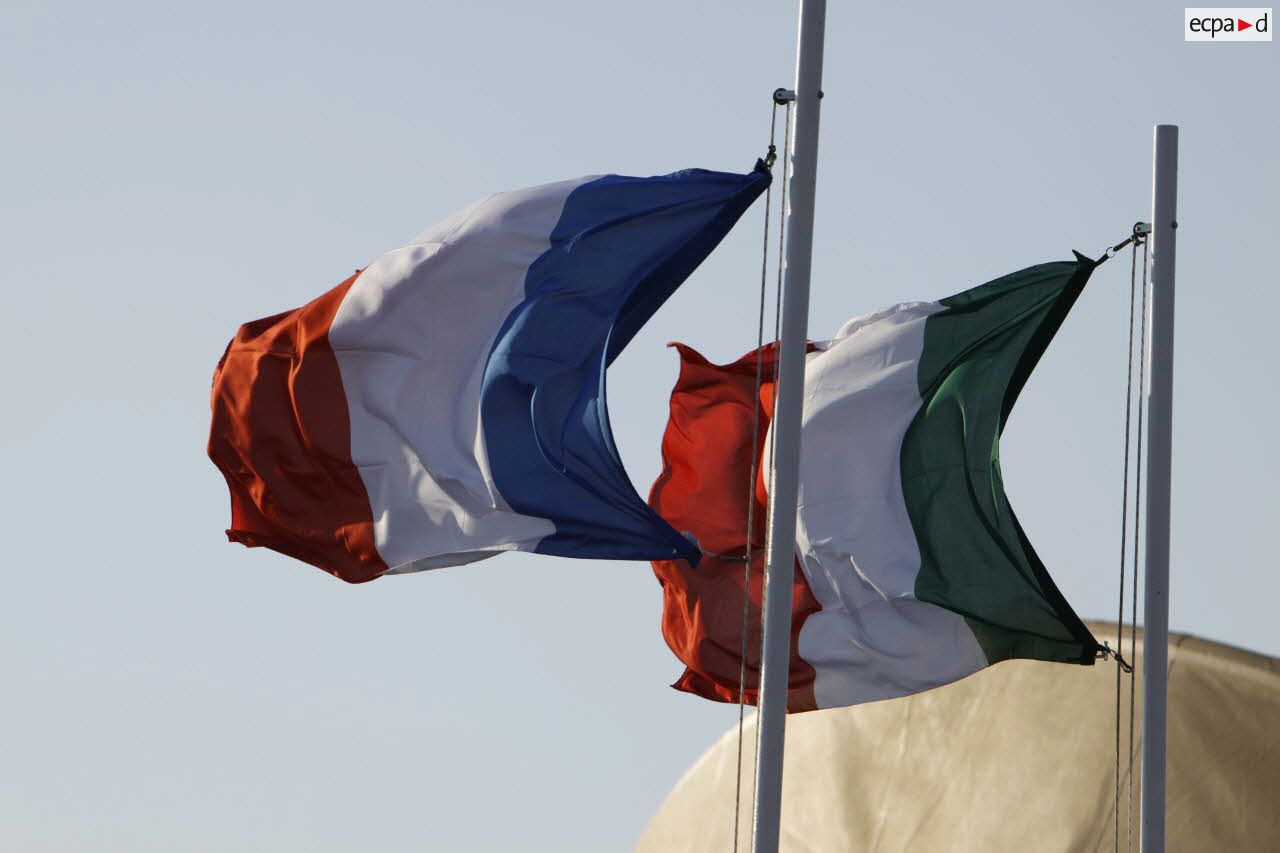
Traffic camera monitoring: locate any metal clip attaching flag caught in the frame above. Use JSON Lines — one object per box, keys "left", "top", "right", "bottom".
{"left": 1098, "top": 641, "right": 1134, "bottom": 673}
{"left": 1103, "top": 222, "right": 1153, "bottom": 261}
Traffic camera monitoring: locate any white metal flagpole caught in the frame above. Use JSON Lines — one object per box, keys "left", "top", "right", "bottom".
{"left": 751, "top": 1, "right": 826, "bottom": 851}
{"left": 1142, "top": 123, "right": 1178, "bottom": 853}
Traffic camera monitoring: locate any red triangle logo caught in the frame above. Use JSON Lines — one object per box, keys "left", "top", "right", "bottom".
{"left": 1239, "top": 18, "right": 1253, "bottom": 30}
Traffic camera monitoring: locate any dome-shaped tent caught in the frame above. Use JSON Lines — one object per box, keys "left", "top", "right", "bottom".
{"left": 638, "top": 623, "right": 1279, "bottom": 852}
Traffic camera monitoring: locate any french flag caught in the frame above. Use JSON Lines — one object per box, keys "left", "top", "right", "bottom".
{"left": 208, "top": 164, "right": 769, "bottom": 583}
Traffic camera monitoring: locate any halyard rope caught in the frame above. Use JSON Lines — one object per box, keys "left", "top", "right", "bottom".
{"left": 732, "top": 96, "right": 790, "bottom": 853}
{"left": 1113, "top": 236, "right": 1139, "bottom": 853}
{"left": 1126, "top": 235, "right": 1150, "bottom": 853}
{"left": 1111, "top": 229, "right": 1147, "bottom": 853}
{"left": 754, "top": 100, "right": 792, "bottom": 841}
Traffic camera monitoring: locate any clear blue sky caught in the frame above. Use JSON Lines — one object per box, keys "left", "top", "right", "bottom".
{"left": 3, "top": 1, "right": 1275, "bottom": 850}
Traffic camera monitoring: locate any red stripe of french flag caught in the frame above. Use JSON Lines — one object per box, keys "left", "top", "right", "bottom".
{"left": 208, "top": 271, "right": 388, "bottom": 583}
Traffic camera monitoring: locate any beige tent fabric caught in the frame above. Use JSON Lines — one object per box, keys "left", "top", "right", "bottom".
{"left": 637, "top": 623, "right": 1279, "bottom": 852}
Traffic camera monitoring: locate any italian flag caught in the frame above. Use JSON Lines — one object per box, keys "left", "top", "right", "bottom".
{"left": 650, "top": 254, "right": 1103, "bottom": 711}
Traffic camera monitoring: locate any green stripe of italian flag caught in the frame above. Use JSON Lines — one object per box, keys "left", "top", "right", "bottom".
{"left": 768, "top": 254, "right": 1102, "bottom": 709}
